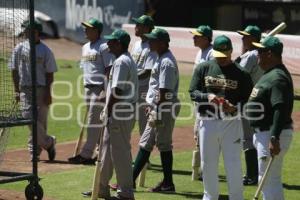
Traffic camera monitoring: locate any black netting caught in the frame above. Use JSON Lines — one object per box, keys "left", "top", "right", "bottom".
{"left": 0, "top": 0, "right": 30, "bottom": 127}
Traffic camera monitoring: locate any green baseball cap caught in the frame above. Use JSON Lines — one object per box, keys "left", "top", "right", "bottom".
{"left": 81, "top": 18, "right": 103, "bottom": 31}
{"left": 144, "top": 28, "right": 170, "bottom": 42}
{"left": 21, "top": 20, "right": 43, "bottom": 32}
{"left": 212, "top": 35, "right": 233, "bottom": 58}
{"left": 132, "top": 15, "right": 154, "bottom": 28}
{"left": 252, "top": 36, "right": 283, "bottom": 55}
{"left": 190, "top": 25, "right": 212, "bottom": 39}
{"left": 104, "top": 29, "right": 131, "bottom": 46}
{"left": 237, "top": 25, "right": 261, "bottom": 40}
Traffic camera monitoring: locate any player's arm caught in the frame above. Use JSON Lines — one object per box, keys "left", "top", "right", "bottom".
{"left": 12, "top": 70, "right": 20, "bottom": 101}
{"left": 45, "top": 72, "right": 54, "bottom": 105}
{"left": 138, "top": 51, "right": 157, "bottom": 80}
{"left": 189, "top": 63, "right": 210, "bottom": 102}
{"left": 44, "top": 49, "right": 58, "bottom": 106}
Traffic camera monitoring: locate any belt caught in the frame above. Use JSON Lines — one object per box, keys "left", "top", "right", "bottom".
{"left": 84, "top": 84, "right": 101, "bottom": 88}
{"left": 254, "top": 124, "right": 293, "bottom": 133}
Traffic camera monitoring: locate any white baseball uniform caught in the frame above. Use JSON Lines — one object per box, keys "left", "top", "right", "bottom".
{"left": 131, "top": 40, "right": 157, "bottom": 135}
{"left": 79, "top": 38, "right": 114, "bottom": 159}
{"left": 9, "top": 39, "right": 57, "bottom": 155}
{"left": 99, "top": 52, "right": 138, "bottom": 199}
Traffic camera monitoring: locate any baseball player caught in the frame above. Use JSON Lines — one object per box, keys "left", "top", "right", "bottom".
{"left": 68, "top": 18, "right": 114, "bottom": 165}
{"left": 190, "top": 25, "right": 214, "bottom": 180}
{"left": 247, "top": 36, "right": 293, "bottom": 200}
{"left": 9, "top": 20, "right": 57, "bottom": 161}
{"left": 131, "top": 15, "right": 157, "bottom": 136}
{"left": 108, "top": 15, "right": 157, "bottom": 191}
{"left": 189, "top": 35, "right": 253, "bottom": 200}
{"left": 96, "top": 29, "right": 138, "bottom": 200}
{"left": 132, "top": 28, "right": 180, "bottom": 192}
{"left": 236, "top": 25, "right": 264, "bottom": 185}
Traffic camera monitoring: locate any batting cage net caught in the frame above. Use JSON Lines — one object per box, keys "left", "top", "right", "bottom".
{"left": 0, "top": 0, "right": 30, "bottom": 163}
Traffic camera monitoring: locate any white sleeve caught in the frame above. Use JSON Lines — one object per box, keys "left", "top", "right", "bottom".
{"left": 111, "top": 60, "right": 129, "bottom": 90}
{"left": 159, "top": 60, "right": 176, "bottom": 90}
{"left": 45, "top": 49, "right": 58, "bottom": 73}
{"left": 143, "top": 51, "right": 157, "bottom": 70}
{"left": 100, "top": 43, "right": 115, "bottom": 68}
{"left": 8, "top": 45, "right": 21, "bottom": 70}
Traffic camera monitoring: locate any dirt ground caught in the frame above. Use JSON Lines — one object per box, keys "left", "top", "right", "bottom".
{"left": 0, "top": 38, "right": 299, "bottom": 200}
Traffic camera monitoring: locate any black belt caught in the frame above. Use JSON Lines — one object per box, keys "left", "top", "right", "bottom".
{"left": 254, "top": 124, "right": 293, "bottom": 132}
{"left": 84, "top": 84, "right": 101, "bottom": 88}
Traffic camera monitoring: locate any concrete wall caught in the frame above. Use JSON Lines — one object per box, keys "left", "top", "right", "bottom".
{"left": 35, "top": 0, "right": 144, "bottom": 43}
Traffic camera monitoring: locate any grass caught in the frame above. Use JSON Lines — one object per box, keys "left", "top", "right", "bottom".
{"left": 1, "top": 131, "right": 300, "bottom": 200}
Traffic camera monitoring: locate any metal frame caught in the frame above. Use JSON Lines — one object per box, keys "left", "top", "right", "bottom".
{"left": 0, "top": 0, "right": 43, "bottom": 199}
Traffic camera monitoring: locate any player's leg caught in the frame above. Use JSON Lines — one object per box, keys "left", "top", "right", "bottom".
{"left": 80, "top": 86, "right": 103, "bottom": 159}
{"left": 242, "top": 118, "right": 258, "bottom": 185}
{"left": 151, "top": 103, "right": 180, "bottom": 192}
{"left": 98, "top": 127, "right": 113, "bottom": 198}
{"left": 138, "top": 85, "right": 149, "bottom": 136}
{"left": 221, "top": 119, "right": 243, "bottom": 200}
{"left": 109, "top": 110, "right": 135, "bottom": 199}
{"left": 200, "top": 119, "right": 220, "bottom": 200}
{"left": 254, "top": 129, "right": 292, "bottom": 200}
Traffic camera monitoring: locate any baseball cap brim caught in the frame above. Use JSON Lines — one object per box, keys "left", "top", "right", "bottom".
{"left": 212, "top": 49, "right": 232, "bottom": 58}
{"left": 81, "top": 22, "right": 94, "bottom": 28}
{"left": 144, "top": 33, "right": 157, "bottom": 40}
{"left": 104, "top": 35, "right": 118, "bottom": 40}
{"left": 237, "top": 30, "right": 251, "bottom": 36}
{"left": 190, "top": 30, "right": 203, "bottom": 36}
{"left": 252, "top": 42, "right": 265, "bottom": 48}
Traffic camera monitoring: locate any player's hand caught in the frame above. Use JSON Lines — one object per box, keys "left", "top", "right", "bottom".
{"left": 222, "top": 100, "right": 237, "bottom": 114}
{"left": 208, "top": 94, "right": 220, "bottom": 105}
{"left": 269, "top": 138, "right": 281, "bottom": 156}
{"left": 145, "top": 106, "right": 152, "bottom": 116}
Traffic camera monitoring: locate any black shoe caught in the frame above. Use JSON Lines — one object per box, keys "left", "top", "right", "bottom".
{"left": 148, "top": 181, "right": 175, "bottom": 193}
{"left": 68, "top": 155, "right": 96, "bottom": 165}
{"left": 82, "top": 190, "right": 92, "bottom": 197}
{"left": 47, "top": 136, "right": 56, "bottom": 161}
{"left": 243, "top": 176, "right": 258, "bottom": 186}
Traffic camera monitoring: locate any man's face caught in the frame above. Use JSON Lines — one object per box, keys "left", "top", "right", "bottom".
{"left": 107, "top": 39, "right": 121, "bottom": 55}
{"left": 215, "top": 56, "right": 232, "bottom": 66}
{"left": 149, "top": 39, "right": 160, "bottom": 52}
{"left": 135, "top": 24, "right": 151, "bottom": 37}
{"left": 193, "top": 35, "right": 208, "bottom": 49}
{"left": 257, "top": 48, "right": 271, "bottom": 70}
{"left": 84, "top": 27, "right": 99, "bottom": 41}
{"left": 242, "top": 35, "right": 254, "bottom": 52}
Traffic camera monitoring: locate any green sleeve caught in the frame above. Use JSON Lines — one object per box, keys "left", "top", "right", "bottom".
{"left": 270, "top": 104, "right": 286, "bottom": 139}
{"left": 188, "top": 63, "right": 209, "bottom": 102}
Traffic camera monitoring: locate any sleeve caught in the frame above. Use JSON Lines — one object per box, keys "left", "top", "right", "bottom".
{"left": 100, "top": 43, "right": 115, "bottom": 68}
{"left": 143, "top": 51, "right": 157, "bottom": 70}
{"left": 270, "top": 79, "right": 288, "bottom": 107}
{"left": 240, "top": 71, "right": 253, "bottom": 105}
{"left": 111, "top": 60, "right": 128, "bottom": 91}
{"left": 189, "top": 63, "right": 209, "bottom": 102}
{"left": 270, "top": 104, "right": 286, "bottom": 139}
{"left": 8, "top": 45, "right": 21, "bottom": 70}
{"left": 79, "top": 46, "right": 85, "bottom": 69}
{"left": 45, "top": 49, "right": 58, "bottom": 73}
{"left": 159, "top": 59, "right": 176, "bottom": 90}
{"left": 239, "top": 52, "right": 258, "bottom": 75}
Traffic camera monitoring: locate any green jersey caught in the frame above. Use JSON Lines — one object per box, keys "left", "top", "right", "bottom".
{"left": 189, "top": 60, "right": 253, "bottom": 115}
{"left": 246, "top": 64, "right": 294, "bottom": 132}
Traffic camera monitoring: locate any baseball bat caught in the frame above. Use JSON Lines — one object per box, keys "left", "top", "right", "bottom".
{"left": 253, "top": 156, "right": 274, "bottom": 200}
{"left": 191, "top": 142, "right": 200, "bottom": 181}
{"left": 90, "top": 106, "right": 108, "bottom": 200}
{"left": 72, "top": 109, "right": 88, "bottom": 157}
{"left": 138, "top": 162, "right": 148, "bottom": 187}
{"left": 261, "top": 22, "right": 287, "bottom": 41}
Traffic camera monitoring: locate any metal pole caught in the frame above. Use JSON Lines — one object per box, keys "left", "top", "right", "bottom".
{"left": 29, "top": 0, "right": 38, "bottom": 177}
